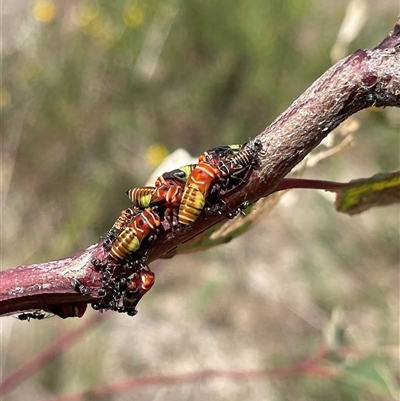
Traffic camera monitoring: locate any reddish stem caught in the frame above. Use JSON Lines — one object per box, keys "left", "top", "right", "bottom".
{"left": 41, "top": 345, "right": 342, "bottom": 401}
{"left": 0, "top": 313, "right": 105, "bottom": 395}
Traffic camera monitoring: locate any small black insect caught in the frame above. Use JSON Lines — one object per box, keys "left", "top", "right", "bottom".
{"left": 16, "top": 311, "right": 52, "bottom": 322}
{"left": 72, "top": 279, "right": 91, "bottom": 296}
{"left": 91, "top": 303, "right": 105, "bottom": 311}
{"left": 113, "top": 277, "right": 129, "bottom": 295}
{"left": 91, "top": 258, "right": 100, "bottom": 266}
{"left": 227, "top": 201, "right": 250, "bottom": 219}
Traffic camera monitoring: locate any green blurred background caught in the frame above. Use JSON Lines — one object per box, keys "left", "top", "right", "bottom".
{"left": 1, "top": 1, "right": 399, "bottom": 400}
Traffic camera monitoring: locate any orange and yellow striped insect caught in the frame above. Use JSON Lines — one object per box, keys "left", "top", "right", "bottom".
{"left": 103, "top": 207, "right": 140, "bottom": 248}
{"left": 125, "top": 165, "right": 197, "bottom": 225}
{"left": 177, "top": 161, "right": 221, "bottom": 225}
{"left": 178, "top": 140, "right": 261, "bottom": 225}
{"left": 109, "top": 207, "right": 161, "bottom": 260}
{"left": 122, "top": 269, "right": 156, "bottom": 316}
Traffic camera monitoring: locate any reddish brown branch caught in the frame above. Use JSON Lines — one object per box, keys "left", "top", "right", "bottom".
{"left": 275, "top": 178, "right": 350, "bottom": 192}
{"left": 1, "top": 18, "right": 400, "bottom": 318}
{"left": 44, "top": 369, "right": 333, "bottom": 401}
{"left": 41, "top": 345, "right": 342, "bottom": 401}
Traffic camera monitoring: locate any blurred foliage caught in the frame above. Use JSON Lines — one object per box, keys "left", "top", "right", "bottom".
{"left": 1, "top": 1, "right": 399, "bottom": 400}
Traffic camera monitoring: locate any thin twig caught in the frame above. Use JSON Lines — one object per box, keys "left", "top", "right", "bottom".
{"left": 41, "top": 345, "right": 341, "bottom": 401}
{"left": 0, "top": 313, "right": 105, "bottom": 395}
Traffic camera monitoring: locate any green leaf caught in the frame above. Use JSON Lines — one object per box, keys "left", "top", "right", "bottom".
{"left": 334, "top": 171, "right": 400, "bottom": 215}
{"left": 339, "top": 356, "right": 397, "bottom": 399}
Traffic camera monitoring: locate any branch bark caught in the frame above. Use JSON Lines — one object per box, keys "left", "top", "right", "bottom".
{"left": 1, "top": 18, "right": 399, "bottom": 318}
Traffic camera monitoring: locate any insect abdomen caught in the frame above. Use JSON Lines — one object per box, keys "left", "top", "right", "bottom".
{"left": 126, "top": 187, "right": 155, "bottom": 208}
{"left": 178, "top": 185, "right": 206, "bottom": 225}
{"left": 109, "top": 227, "right": 140, "bottom": 260}
{"left": 110, "top": 208, "right": 161, "bottom": 260}
{"left": 178, "top": 162, "right": 220, "bottom": 225}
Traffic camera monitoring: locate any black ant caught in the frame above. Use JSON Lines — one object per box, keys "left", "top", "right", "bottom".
{"left": 16, "top": 311, "right": 52, "bottom": 322}
{"left": 72, "top": 279, "right": 91, "bottom": 296}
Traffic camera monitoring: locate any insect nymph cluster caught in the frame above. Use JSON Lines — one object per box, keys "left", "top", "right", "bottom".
{"left": 81, "top": 139, "right": 262, "bottom": 316}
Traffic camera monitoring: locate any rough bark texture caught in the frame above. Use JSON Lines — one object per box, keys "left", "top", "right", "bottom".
{"left": 1, "top": 19, "right": 399, "bottom": 318}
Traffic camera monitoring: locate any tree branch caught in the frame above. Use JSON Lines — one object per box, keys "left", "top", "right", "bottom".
{"left": 1, "top": 18, "right": 399, "bottom": 318}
